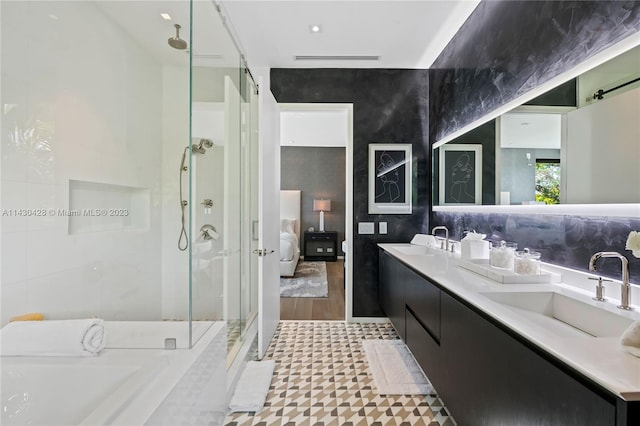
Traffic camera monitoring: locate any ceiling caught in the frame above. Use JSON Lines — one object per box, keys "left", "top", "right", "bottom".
{"left": 220, "top": 0, "right": 480, "bottom": 69}
{"left": 500, "top": 113, "right": 562, "bottom": 150}
{"left": 96, "top": 0, "right": 480, "bottom": 70}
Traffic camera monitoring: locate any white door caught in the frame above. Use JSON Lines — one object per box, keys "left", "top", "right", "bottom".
{"left": 257, "top": 77, "right": 280, "bottom": 359}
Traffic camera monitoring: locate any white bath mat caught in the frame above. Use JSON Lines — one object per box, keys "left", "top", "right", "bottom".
{"left": 362, "top": 339, "right": 434, "bottom": 395}
{"left": 228, "top": 360, "right": 275, "bottom": 413}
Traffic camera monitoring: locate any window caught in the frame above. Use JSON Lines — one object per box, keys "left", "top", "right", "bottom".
{"left": 535, "top": 159, "right": 560, "bottom": 204}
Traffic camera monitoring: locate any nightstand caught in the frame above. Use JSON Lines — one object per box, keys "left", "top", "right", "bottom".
{"left": 304, "top": 231, "right": 338, "bottom": 261}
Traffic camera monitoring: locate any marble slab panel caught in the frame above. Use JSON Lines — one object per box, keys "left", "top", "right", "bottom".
{"left": 430, "top": 1, "right": 640, "bottom": 143}
{"left": 433, "top": 210, "right": 640, "bottom": 284}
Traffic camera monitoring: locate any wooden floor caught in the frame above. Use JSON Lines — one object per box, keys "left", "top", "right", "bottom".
{"left": 280, "top": 260, "right": 345, "bottom": 320}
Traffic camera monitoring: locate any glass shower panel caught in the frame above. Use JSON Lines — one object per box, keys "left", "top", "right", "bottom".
{"left": 223, "top": 75, "right": 243, "bottom": 356}
{"left": 240, "top": 74, "right": 260, "bottom": 336}
{"left": 0, "top": 0, "right": 197, "bottom": 349}
{"left": 189, "top": 0, "right": 243, "bottom": 350}
{"left": 0, "top": 0, "right": 261, "bottom": 351}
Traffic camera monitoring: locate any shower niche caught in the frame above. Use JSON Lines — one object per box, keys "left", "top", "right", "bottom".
{"left": 68, "top": 179, "right": 149, "bottom": 234}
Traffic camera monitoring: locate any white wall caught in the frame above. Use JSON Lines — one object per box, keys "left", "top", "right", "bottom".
{"left": 578, "top": 44, "right": 640, "bottom": 107}
{"left": 1, "top": 2, "right": 163, "bottom": 324}
{"left": 280, "top": 110, "right": 349, "bottom": 147}
{"left": 160, "top": 66, "right": 191, "bottom": 320}
{"left": 566, "top": 86, "right": 640, "bottom": 204}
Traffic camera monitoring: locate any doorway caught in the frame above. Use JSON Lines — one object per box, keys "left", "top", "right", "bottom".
{"left": 277, "top": 104, "right": 353, "bottom": 321}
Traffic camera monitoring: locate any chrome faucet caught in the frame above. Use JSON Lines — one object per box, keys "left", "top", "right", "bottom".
{"left": 432, "top": 226, "right": 449, "bottom": 250}
{"left": 588, "top": 251, "right": 632, "bottom": 310}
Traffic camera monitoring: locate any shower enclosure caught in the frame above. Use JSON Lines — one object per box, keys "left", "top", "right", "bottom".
{"left": 0, "top": 0, "right": 258, "bottom": 362}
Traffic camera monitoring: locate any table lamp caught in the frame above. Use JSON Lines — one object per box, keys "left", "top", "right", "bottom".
{"left": 313, "top": 199, "right": 331, "bottom": 232}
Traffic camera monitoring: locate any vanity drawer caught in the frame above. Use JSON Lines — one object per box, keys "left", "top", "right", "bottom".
{"left": 405, "top": 307, "right": 441, "bottom": 384}
{"left": 404, "top": 266, "right": 441, "bottom": 342}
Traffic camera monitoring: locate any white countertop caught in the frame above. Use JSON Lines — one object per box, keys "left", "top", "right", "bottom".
{"left": 379, "top": 243, "right": 640, "bottom": 401}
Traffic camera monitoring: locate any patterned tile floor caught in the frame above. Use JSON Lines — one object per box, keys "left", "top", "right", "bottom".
{"left": 224, "top": 321, "right": 455, "bottom": 426}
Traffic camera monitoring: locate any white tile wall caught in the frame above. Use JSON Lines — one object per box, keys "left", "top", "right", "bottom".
{"left": 0, "top": 1, "right": 168, "bottom": 325}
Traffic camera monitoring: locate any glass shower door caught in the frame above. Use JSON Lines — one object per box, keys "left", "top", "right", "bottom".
{"left": 189, "top": 0, "right": 243, "bottom": 350}
{"left": 189, "top": 0, "right": 259, "bottom": 361}
{"left": 240, "top": 73, "right": 260, "bottom": 337}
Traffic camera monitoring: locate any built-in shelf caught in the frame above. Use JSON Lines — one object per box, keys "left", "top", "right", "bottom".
{"left": 68, "top": 180, "right": 149, "bottom": 234}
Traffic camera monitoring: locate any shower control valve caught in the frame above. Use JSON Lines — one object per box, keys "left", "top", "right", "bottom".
{"left": 201, "top": 199, "right": 213, "bottom": 214}
{"left": 200, "top": 224, "right": 219, "bottom": 240}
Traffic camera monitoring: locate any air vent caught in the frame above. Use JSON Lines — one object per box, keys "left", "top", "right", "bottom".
{"left": 294, "top": 55, "right": 380, "bottom": 61}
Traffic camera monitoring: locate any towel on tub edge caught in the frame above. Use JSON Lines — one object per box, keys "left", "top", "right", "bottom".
{"left": 0, "top": 318, "right": 106, "bottom": 356}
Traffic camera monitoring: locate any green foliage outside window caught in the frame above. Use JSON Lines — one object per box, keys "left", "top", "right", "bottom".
{"left": 535, "top": 162, "right": 560, "bottom": 204}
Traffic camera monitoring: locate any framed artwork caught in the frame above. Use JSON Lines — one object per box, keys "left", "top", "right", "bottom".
{"left": 438, "top": 144, "right": 482, "bottom": 205}
{"left": 368, "top": 144, "right": 412, "bottom": 214}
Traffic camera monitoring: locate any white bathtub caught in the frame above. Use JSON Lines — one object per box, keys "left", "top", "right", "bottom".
{"left": 1, "top": 321, "right": 226, "bottom": 426}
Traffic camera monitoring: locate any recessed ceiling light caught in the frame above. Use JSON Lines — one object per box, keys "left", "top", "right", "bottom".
{"left": 48, "top": 14, "right": 59, "bottom": 20}
{"left": 309, "top": 24, "right": 322, "bottom": 33}
{"left": 160, "top": 13, "right": 172, "bottom": 20}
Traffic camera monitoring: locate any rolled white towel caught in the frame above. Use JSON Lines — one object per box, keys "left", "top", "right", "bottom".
{"left": 620, "top": 320, "right": 640, "bottom": 357}
{"left": 1, "top": 318, "right": 106, "bottom": 356}
{"left": 410, "top": 234, "right": 437, "bottom": 248}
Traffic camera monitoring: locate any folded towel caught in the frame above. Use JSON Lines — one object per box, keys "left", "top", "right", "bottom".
{"left": 620, "top": 320, "right": 640, "bottom": 357}
{"left": 410, "top": 234, "right": 437, "bottom": 248}
{"left": 462, "top": 231, "right": 487, "bottom": 241}
{"left": 10, "top": 312, "right": 44, "bottom": 321}
{"left": 228, "top": 360, "right": 275, "bottom": 413}
{"left": 1, "top": 318, "right": 106, "bottom": 356}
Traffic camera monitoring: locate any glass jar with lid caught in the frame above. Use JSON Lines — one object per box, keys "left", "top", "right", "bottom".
{"left": 514, "top": 248, "right": 541, "bottom": 275}
{"left": 489, "top": 240, "right": 517, "bottom": 269}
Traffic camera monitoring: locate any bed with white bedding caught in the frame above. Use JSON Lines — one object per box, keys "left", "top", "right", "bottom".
{"left": 280, "top": 190, "right": 301, "bottom": 277}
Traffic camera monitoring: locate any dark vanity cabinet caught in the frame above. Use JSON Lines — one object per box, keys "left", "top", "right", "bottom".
{"left": 378, "top": 248, "right": 640, "bottom": 426}
{"left": 378, "top": 250, "right": 406, "bottom": 340}
{"left": 440, "top": 291, "right": 617, "bottom": 425}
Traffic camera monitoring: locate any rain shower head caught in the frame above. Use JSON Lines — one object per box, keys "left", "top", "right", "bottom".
{"left": 192, "top": 139, "right": 214, "bottom": 154}
{"left": 168, "top": 24, "right": 187, "bottom": 50}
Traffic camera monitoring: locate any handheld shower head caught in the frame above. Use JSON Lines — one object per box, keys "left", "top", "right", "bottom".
{"left": 168, "top": 24, "right": 188, "bottom": 50}
{"left": 191, "top": 139, "right": 213, "bottom": 154}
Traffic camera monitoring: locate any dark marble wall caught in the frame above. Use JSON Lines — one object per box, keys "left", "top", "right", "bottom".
{"left": 271, "top": 69, "right": 430, "bottom": 317}
{"left": 429, "top": 1, "right": 640, "bottom": 283}
{"left": 433, "top": 210, "right": 640, "bottom": 284}
{"left": 430, "top": 0, "right": 640, "bottom": 144}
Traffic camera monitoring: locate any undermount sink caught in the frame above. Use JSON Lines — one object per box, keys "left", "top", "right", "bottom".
{"left": 481, "top": 291, "right": 634, "bottom": 338}
{"left": 392, "top": 245, "right": 434, "bottom": 256}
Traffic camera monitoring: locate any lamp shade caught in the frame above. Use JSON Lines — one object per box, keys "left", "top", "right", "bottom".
{"left": 313, "top": 199, "right": 331, "bottom": 212}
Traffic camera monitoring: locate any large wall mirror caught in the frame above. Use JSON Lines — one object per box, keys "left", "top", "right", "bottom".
{"left": 433, "top": 41, "right": 640, "bottom": 207}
